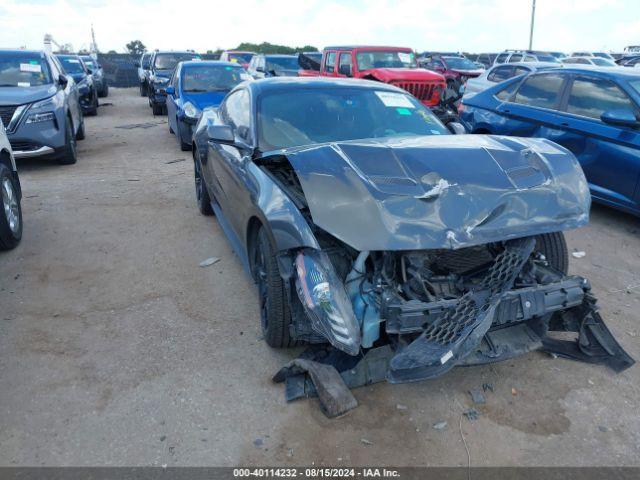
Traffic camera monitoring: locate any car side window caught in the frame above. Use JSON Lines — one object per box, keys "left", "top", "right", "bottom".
{"left": 524, "top": 55, "right": 536, "bottom": 62}
{"left": 324, "top": 52, "right": 336, "bottom": 73}
{"left": 495, "top": 53, "right": 508, "bottom": 64}
{"left": 514, "top": 66, "right": 531, "bottom": 76}
{"left": 514, "top": 73, "right": 565, "bottom": 110}
{"left": 495, "top": 82, "right": 518, "bottom": 101}
{"left": 566, "top": 77, "right": 637, "bottom": 120}
{"left": 223, "top": 89, "right": 251, "bottom": 141}
{"left": 508, "top": 54, "right": 523, "bottom": 63}
{"left": 49, "top": 55, "right": 62, "bottom": 79}
{"left": 488, "top": 66, "right": 514, "bottom": 82}
{"left": 338, "top": 53, "right": 352, "bottom": 73}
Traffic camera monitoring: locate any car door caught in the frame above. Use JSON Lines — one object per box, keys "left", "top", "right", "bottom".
{"left": 322, "top": 51, "right": 337, "bottom": 77}
{"left": 336, "top": 52, "right": 353, "bottom": 77}
{"left": 492, "top": 72, "right": 568, "bottom": 137}
{"left": 50, "top": 55, "right": 80, "bottom": 130}
{"left": 166, "top": 66, "right": 179, "bottom": 132}
{"left": 550, "top": 74, "right": 640, "bottom": 210}
{"left": 207, "top": 88, "right": 253, "bottom": 235}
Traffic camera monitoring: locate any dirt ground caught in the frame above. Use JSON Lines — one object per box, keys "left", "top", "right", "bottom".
{"left": 0, "top": 88, "right": 638, "bottom": 467}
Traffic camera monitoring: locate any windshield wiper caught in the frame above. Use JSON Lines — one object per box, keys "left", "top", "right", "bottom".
{"left": 0, "top": 84, "right": 18, "bottom": 87}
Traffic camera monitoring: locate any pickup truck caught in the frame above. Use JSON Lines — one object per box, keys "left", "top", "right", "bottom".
{"left": 308, "top": 46, "right": 446, "bottom": 107}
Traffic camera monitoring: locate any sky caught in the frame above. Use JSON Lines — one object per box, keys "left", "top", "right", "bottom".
{"left": 0, "top": 0, "right": 638, "bottom": 54}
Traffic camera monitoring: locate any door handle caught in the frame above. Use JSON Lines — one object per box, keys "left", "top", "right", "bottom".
{"left": 559, "top": 122, "right": 569, "bottom": 127}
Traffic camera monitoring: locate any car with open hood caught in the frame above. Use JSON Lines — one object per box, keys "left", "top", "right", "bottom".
{"left": 165, "top": 61, "right": 250, "bottom": 150}
{"left": 56, "top": 54, "right": 98, "bottom": 116}
{"left": 191, "top": 77, "right": 633, "bottom": 414}
{"left": 0, "top": 49, "right": 83, "bottom": 165}
{"left": 80, "top": 55, "right": 108, "bottom": 97}
{"left": 421, "top": 54, "right": 484, "bottom": 94}
{"left": 147, "top": 50, "right": 201, "bottom": 115}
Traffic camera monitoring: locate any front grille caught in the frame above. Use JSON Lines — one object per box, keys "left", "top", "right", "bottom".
{"left": 9, "top": 140, "right": 40, "bottom": 152}
{"left": 391, "top": 81, "right": 437, "bottom": 102}
{"left": 0, "top": 105, "right": 18, "bottom": 128}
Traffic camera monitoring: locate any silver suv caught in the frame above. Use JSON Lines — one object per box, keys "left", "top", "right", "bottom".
{"left": 0, "top": 49, "right": 84, "bottom": 165}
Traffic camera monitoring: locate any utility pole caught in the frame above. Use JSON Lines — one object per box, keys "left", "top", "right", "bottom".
{"left": 90, "top": 24, "right": 99, "bottom": 55}
{"left": 528, "top": 0, "right": 536, "bottom": 50}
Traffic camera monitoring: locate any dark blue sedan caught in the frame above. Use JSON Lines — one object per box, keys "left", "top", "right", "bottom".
{"left": 165, "top": 61, "right": 249, "bottom": 150}
{"left": 459, "top": 67, "right": 640, "bottom": 216}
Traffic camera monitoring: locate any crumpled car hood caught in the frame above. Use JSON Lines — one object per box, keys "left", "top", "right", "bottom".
{"left": 365, "top": 68, "right": 445, "bottom": 82}
{"left": 282, "top": 135, "right": 590, "bottom": 251}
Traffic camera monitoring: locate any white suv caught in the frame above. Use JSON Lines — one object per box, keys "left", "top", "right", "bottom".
{"left": 0, "top": 121, "right": 22, "bottom": 250}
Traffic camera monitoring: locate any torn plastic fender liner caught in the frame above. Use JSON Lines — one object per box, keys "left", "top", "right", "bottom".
{"left": 294, "top": 249, "right": 361, "bottom": 355}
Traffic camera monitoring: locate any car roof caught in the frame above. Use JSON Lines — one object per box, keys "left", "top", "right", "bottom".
{"left": 492, "top": 61, "right": 559, "bottom": 69}
{"left": 245, "top": 76, "right": 409, "bottom": 95}
{"left": 325, "top": 46, "right": 412, "bottom": 51}
{"left": 261, "top": 54, "right": 297, "bottom": 58}
{"left": 180, "top": 60, "right": 241, "bottom": 68}
{"left": 542, "top": 65, "right": 640, "bottom": 80}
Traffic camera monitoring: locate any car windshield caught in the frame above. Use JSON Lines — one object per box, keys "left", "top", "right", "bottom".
{"left": 355, "top": 50, "right": 417, "bottom": 70}
{"left": 536, "top": 55, "right": 559, "bottom": 63}
{"left": 58, "top": 56, "right": 85, "bottom": 74}
{"left": 155, "top": 53, "right": 200, "bottom": 70}
{"left": 182, "top": 65, "right": 247, "bottom": 92}
{"left": 593, "top": 52, "right": 612, "bottom": 59}
{"left": 443, "top": 57, "right": 478, "bottom": 69}
{"left": 591, "top": 58, "right": 616, "bottom": 67}
{"left": 265, "top": 56, "right": 299, "bottom": 71}
{"left": 228, "top": 53, "right": 254, "bottom": 63}
{"left": 141, "top": 54, "right": 151, "bottom": 69}
{"left": 258, "top": 87, "right": 448, "bottom": 150}
{"left": 0, "top": 52, "right": 52, "bottom": 87}
{"left": 81, "top": 57, "right": 96, "bottom": 69}
{"left": 629, "top": 80, "right": 640, "bottom": 95}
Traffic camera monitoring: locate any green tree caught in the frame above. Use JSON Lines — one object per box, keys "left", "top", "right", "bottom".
{"left": 234, "top": 42, "right": 318, "bottom": 54}
{"left": 126, "top": 40, "right": 146, "bottom": 56}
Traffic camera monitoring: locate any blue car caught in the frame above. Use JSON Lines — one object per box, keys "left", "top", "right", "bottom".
{"left": 165, "top": 61, "right": 249, "bottom": 150}
{"left": 459, "top": 67, "right": 640, "bottom": 216}
{"left": 56, "top": 54, "right": 98, "bottom": 116}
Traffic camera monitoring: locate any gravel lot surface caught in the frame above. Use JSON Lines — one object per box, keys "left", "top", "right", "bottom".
{"left": 0, "top": 88, "right": 638, "bottom": 466}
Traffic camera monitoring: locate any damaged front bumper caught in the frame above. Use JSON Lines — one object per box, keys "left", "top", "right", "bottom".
{"left": 276, "top": 238, "right": 634, "bottom": 416}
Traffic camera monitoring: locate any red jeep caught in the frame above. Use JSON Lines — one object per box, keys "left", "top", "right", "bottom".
{"left": 315, "top": 46, "right": 446, "bottom": 107}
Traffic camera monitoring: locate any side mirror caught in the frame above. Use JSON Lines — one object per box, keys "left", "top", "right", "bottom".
{"left": 447, "top": 122, "right": 467, "bottom": 134}
{"left": 338, "top": 64, "right": 352, "bottom": 77}
{"left": 165, "top": 86, "right": 175, "bottom": 95}
{"left": 58, "top": 74, "right": 68, "bottom": 88}
{"left": 601, "top": 109, "right": 639, "bottom": 128}
{"left": 206, "top": 124, "right": 235, "bottom": 145}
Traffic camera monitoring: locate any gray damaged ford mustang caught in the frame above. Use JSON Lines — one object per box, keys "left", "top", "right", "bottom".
{"left": 192, "top": 77, "right": 633, "bottom": 415}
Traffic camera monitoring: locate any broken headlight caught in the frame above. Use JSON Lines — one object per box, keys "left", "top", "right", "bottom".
{"left": 295, "top": 249, "right": 361, "bottom": 355}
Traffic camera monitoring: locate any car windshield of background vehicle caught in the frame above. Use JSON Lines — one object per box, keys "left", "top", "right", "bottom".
{"left": 82, "top": 58, "right": 96, "bottom": 69}
{"left": 444, "top": 57, "right": 478, "bottom": 70}
{"left": 265, "top": 56, "right": 299, "bottom": 72}
{"left": 182, "top": 66, "right": 247, "bottom": 92}
{"left": 58, "top": 56, "right": 85, "bottom": 74}
{"left": 536, "top": 55, "right": 559, "bottom": 63}
{"left": 356, "top": 51, "right": 417, "bottom": 70}
{"left": 228, "top": 53, "right": 254, "bottom": 63}
{"left": 0, "top": 53, "right": 52, "bottom": 87}
{"left": 141, "top": 54, "right": 151, "bottom": 69}
{"left": 566, "top": 77, "right": 636, "bottom": 119}
{"left": 629, "top": 80, "right": 640, "bottom": 95}
{"left": 258, "top": 88, "right": 448, "bottom": 150}
{"left": 591, "top": 58, "right": 616, "bottom": 67}
{"left": 155, "top": 53, "right": 200, "bottom": 70}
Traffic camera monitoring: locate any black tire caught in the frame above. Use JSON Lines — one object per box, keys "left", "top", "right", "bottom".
{"left": 76, "top": 114, "right": 85, "bottom": 140}
{"left": 98, "top": 84, "right": 108, "bottom": 98}
{"left": 194, "top": 153, "right": 213, "bottom": 216}
{"left": 152, "top": 103, "right": 163, "bottom": 115}
{"left": 58, "top": 117, "right": 77, "bottom": 165}
{"left": 535, "top": 232, "right": 569, "bottom": 275}
{"left": 169, "top": 121, "right": 174, "bottom": 134}
{"left": 252, "top": 227, "right": 296, "bottom": 348}
{"left": 0, "top": 163, "right": 22, "bottom": 250}
{"left": 140, "top": 82, "right": 147, "bottom": 97}
{"left": 179, "top": 128, "right": 191, "bottom": 151}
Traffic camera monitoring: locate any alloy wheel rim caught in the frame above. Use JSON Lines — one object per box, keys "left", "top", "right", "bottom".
{"left": 2, "top": 177, "right": 19, "bottom": 234}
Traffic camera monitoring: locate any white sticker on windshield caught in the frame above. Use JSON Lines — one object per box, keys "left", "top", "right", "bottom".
{"left": 18, "top": 82, "right": 30, "bottom": 87}
{"left": 398, "top": 52, "right": 412, "bottom": 63}
{"left": 20, "top": 63, "right": 41, "bottom": 73}
{"left": 375, "top": 91, "right": 415, "bottom": 108}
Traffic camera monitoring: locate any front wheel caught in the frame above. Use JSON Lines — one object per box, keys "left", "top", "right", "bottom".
{"left": 252, "top": 227, "right": 296, "bottom": 348}
{"left": 58, "top": 118, "right": 77, "bottom": 165}
{"left": 535, "top": 232, "right": 569, "bottom": 275}
{"left": 152, "top": 103, "right": 164, "bottom": 115}
{"left": 99, "top": 84, "right": 109, "bottom": 98}
{"left": 0, "top": 163, "right": 22, "bottom": 250}
{"left": 194, "top": 153, "right": 213, "bottom": 216}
